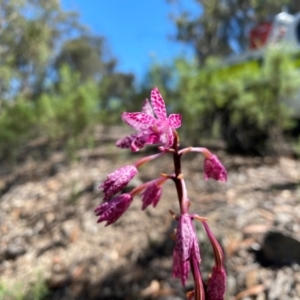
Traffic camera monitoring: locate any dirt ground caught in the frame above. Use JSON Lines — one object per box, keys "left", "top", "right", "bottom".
{"left": 1, "top": 129, "right": 300, "bottom": 300}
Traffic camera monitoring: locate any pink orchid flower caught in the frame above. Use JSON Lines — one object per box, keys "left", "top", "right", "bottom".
{"left": 172, "top": 214, "right": 201, "bottom": 286}
{"left": 141, "top": 183, "right": 162, "bottom": 210}
{"left": 204, "top": 155, "right": 227, "bottom": 182}
{"left": 116, "top": 87, "right": 182, "bottom": 151}
{"left": 95, "top": 194, "right": 133, "bottom": 226}
{"left": 100, "top": 165, "right": 138, "bottom": 201}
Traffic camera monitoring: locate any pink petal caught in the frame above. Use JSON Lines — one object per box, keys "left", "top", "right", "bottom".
{"left": 207, "top": 267, "right": 226, "bottom": 300}
{"left": 166, "top": 126, "right": 175, "bottom": 148}
{"left": 168, "top": 114, "right": 182, "bottom": 129}
{"left": 158, "top": 126, "right": 174, "bottom": 149}
{"left": 130, "top": 130, "right": 159, "bottom": 152}
{"left": 95, "top": 194, "right": 133, "bottom": 226}
{"left": 141, "top": 184, "right": 162, "bottom": 210}
{"left": 202, "top": 221, "right": 226, "bottom": 299}
{"left": 145, "top": 132, "right": 160, "bottom": 145}
{"left": 192, "top": 230, "right": 201, "bottom": 263}
{"left": 142, "top": 99, "right": 154, "bottom": 117}
{"left": 150, "top": 87, "right": 167, "bottom": 120}
{"left": 202, "top": 221, "right": 224, "bottom": 269}
{"left": 116, "top": 134, "right": 136, "bottom": 149}
{"left": 100, "top": 165, "right": 138, "bottom": 200}
{"left": 94, "top": 201, "right": 109, "bottom": 215}
{"left": 122, "top": 112, "right": 156, "bottom": 131}
{"left": 176, "top": 214, "right": 193, "bottom": 261}
{"left": 172, "top": 247, "right": 190, "bottom": 287}
{"left": 130, "top": 135, "right": 147, "bottom": 152}
{"left": 204, "top": 155, "right": 227, "bottom": 182}
{"left": 117, "top": 130, "right": 160, "bottom": 152}
{"left": 172, "top": 215, "right": 202, "bottom": 287}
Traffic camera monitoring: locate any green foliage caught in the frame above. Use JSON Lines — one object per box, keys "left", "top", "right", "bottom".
{"left": 0, "top": 276, "right": 47, "bottom": 300}
{"left": 0, "top": 0, "right": 82, "bottom": 100}
{"left": 55, "top": 35, "right": 117, "bottom": 82}
{"left": 0, "top": 65, "right": 126, "bottom": 160}
{"left": 0, "top": 0, "right": 135, "bottom": 161}
{"left": 37, "top": 65, "right": 100, "bottom": 141}
{"left": 0, "top": 97, "right": 37, "bottom": 158}
{"left": 146, "top": 48, "right": 300, "bottom": 153}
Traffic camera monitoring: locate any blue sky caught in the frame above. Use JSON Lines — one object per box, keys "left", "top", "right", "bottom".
{"left": 61, "top": 0, "right": 201, "bottom": 80}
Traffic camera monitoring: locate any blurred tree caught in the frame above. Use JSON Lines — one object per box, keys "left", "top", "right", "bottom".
{"left": 99, "top": 72, "right": 135, "bottom": 112}
{"left": 172, "top": 49, "right": 300, "bottom": 154}
{"left": 168, "top": 0, "right": 300, "bottom": 63}
{"left": 0, "top": 0, "right": 135, "bottom": 113}
{"left": 55, "top": 35, "right": 116, "bottom": 82}
{"left": 0, "top": 0, "right": 136, "bottom": 160}
{"left": 0, "top": 0, "right": 81, "bottom": 100}
{"left": 55, "top": 35, "right": 136, "bottom": 111}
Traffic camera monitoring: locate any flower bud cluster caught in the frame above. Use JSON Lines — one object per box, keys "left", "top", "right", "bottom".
{"left": 94, "top": 87, "right": 227, "bottom": 300}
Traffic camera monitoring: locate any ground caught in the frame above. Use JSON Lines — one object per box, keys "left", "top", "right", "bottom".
{"left": 1, "top": 127, "right": 300, "bottom": 300}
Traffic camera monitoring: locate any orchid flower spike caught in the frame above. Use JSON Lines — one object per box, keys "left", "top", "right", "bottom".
{"left": 116, "top": 87, "right": 182, "bottom": 151}
{"left": 96, "top": 87, "right": 228, "bottom": 298}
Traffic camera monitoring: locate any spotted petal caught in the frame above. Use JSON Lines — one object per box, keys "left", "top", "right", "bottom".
{"left": 173, "top": 214, "right": 201, "bottom": 287}
{"left": 141, "top": 183, "right": 162, "bottom": 210}
{"left": 130, "top": 133, "right": 148, "bottom": 152}
{"left": 168, "top": 114, "right": 182, "bottom": 129}
{"left": 142, "top": 99, "right": 154, "bottom": 117}
{"left": 207, "top": 267, "right": 226, "bottom": 300}
{"left": 116, "top": 133, "right": 137, "bottom": 149}
{"left": 204, "top": 155, "right": 227, "bottom": 182}
{"left": 116, "top": 130, "right": 160, "bottom": 152}
{"left": 95, "top": 194, "right": 133, "bottom": 226}
{"left": 150, "top": 87, "right": 167, "bottom": 120}
{"left": 131, "top": 130, "right": 160, "bottom": 152}
{"left": 176, "top": 214, "right": 195, "bottom": 261}
{"left": 122, "top": 112, "right": 156, "bottom": 131}
{"left": 100, "top": 165, "right": 137, "bottom": 200}
{"left": 172, "top": 246, "right": 190, "bottom": 286}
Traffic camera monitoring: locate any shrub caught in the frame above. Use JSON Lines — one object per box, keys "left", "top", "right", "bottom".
{"left": 173, "top": 48, "right": 300, "bottom": 154}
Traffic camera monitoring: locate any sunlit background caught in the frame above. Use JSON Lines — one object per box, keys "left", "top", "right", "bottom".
{"left": 1, "top": 1, "right": 300, "bottom": 299}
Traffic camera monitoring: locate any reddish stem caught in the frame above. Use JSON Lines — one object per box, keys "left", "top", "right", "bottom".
{"left": 190, "top": 255, "right": 205, "bottom": 300}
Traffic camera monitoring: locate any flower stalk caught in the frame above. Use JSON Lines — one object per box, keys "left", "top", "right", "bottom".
{"left": 94, "top": 87, "right": 227, "bottom": 299}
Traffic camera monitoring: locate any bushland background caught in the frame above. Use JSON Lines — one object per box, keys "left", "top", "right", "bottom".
{"left": 1, "top": 1, "right": 300, "bottom": 299}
